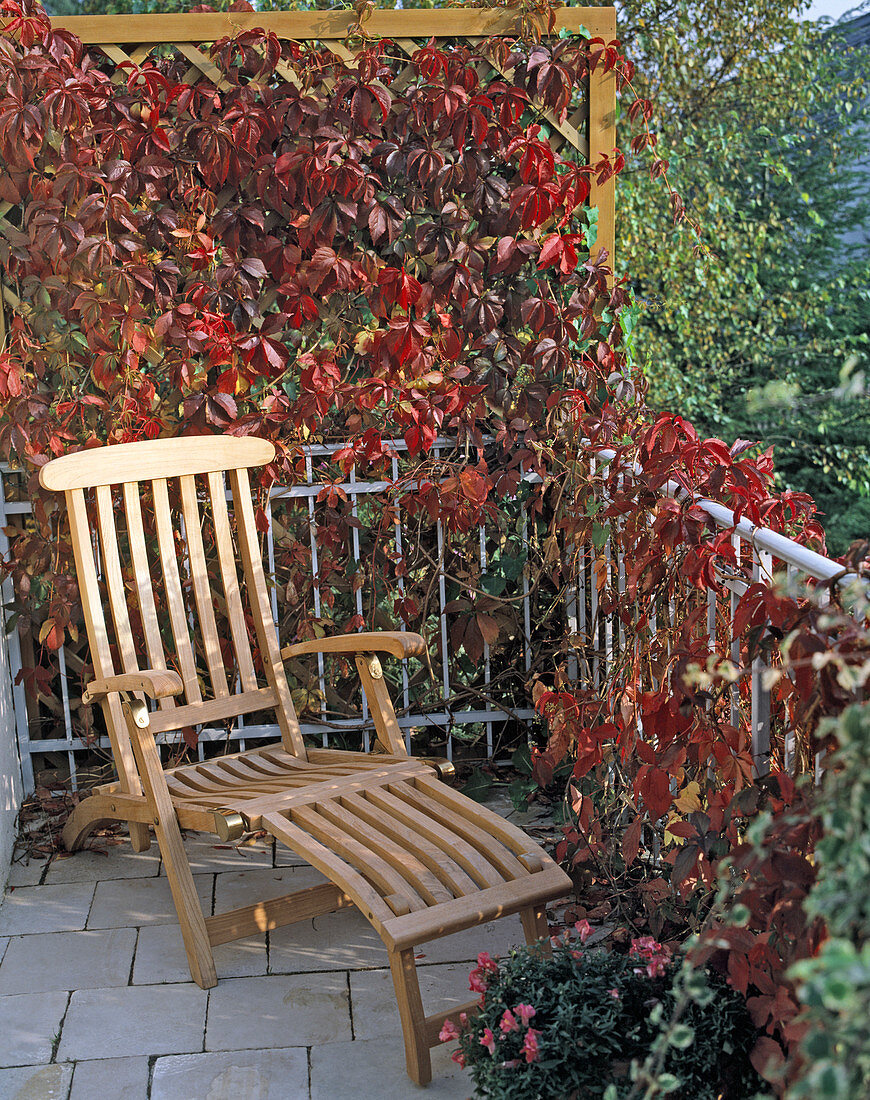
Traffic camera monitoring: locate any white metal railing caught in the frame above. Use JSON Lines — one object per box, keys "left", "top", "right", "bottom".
{"left": 595, "top": 447, "right": 865, "bottom": 776}
{"left": 1, "top": 442, "right": 864, "bottom": 794}
{"left": 0, "top": 440, "right": 540, "bottom": 793}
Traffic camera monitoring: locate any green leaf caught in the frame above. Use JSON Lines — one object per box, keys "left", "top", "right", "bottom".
{"left": 668, "top": 1023, "right": 695, "bottom": 1049}
{"left": 460, "top": 768, "right": 493, "bottom": 803}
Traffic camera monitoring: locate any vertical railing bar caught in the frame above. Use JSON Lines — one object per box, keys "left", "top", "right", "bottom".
{"left": 577, "top": 544, "right": 587, "bottom": 687}
{"left": 521, "top": 510, "right": 532, "bottom": 674}
{"left": 0, "top": 470, "right": 35, "bottom": 792}
{"left": 751, "top": 546, "right": 772, "bottom": 777}
{"left": 603, "top": 535, "right": 613, "bottom": 677}
{"left": 479, "top": 524, "right": 493, "bottom": 758}
{"left": 436, "top": 515, "right": 451, "bottom": 762}
{"left": 305, "top": 452, "right": 328, "bottom": 748}
{"left": 349, "top": 466, "right": 369, "bottom": 753}
{"left": 783, "top": 562, "right": 798, "bottom": 773}
{"left": 265, "top": 494, "right": 279, "bottom": 629}
{"left": 55, "top": 643, "right": 77, "bottom": 791}
{"left": 730, "top": 533, "right": 741, "bottom": 729}
{"left": 433, "top": 443, "right": 452, "bottom": 761}
{"left": 589, "top": 458, "right": 599, "bottom": 689}
{"left": 391, "top": 453, "right": 411, "bottom": 751}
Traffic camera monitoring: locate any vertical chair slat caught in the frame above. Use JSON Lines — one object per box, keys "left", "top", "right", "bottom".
{"left": 206, "top": 471, "right": 258, "bottom": 692}
{"left": 66, "top": 489, "right": 142, "bottom": 797}
{"left": 122, "top": 482, "right": 174, "bottom": 710}
{"left": 229, "top": 467, "right": 307, "bottom": 758}
{"left": 152, "top": 478, "right": 202, "bottom": 704}
{"left": 179, "top": 475, "right": 230, "bottom": 699}
{"left": 95, "top": 484, "right": 139, "bottom": 675}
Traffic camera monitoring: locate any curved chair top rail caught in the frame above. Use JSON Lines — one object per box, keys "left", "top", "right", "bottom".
{"left": 39, "top": 436, "right": 276, "bottom": 492}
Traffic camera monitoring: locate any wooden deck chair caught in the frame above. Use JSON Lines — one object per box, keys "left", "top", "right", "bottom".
{"left": 40, "top": 436, "right": 570, "bottom": 1086}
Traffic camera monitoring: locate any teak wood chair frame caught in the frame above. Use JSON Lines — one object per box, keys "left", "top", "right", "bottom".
{"left": 41, "top": 436, "right": 571, "bottom": 1086}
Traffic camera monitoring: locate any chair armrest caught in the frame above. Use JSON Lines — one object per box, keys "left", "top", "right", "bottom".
{"left": 83, "top": 670, "right": 184, "bottom": 704}
{"left": 281, "top": 631, "right": 426, "bottom": 662}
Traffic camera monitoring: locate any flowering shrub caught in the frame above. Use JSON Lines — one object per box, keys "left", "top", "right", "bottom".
{"left": 447, "top": 934, "right": 764, "bottom": 1099}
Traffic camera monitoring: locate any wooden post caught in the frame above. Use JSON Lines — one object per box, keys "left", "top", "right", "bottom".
{"left": 587, "top": 7, "right": 618, "bottom": 274}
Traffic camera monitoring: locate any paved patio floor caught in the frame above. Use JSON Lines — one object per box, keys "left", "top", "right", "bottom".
{"left": 0, "top": 817, "right": 548, "bottom": 1100}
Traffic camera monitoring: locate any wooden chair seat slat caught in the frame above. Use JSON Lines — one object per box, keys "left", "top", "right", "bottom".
{"left": 364, "top": 785, "right": 505, "bottom": 890}
{"left": 206, "top": 471, "right": 258, "bottom": 692}
{"left": 123, "top": 482, "right": 175, "bottom": 710}
{"left": 95, "top": 485, "right": 139, "bottom": 675}
{"left": 178, "top": 474, "right": 230, "bottom": 699}
{"left": 152, "top": 478, "right": 202, "bottom": 703}
{"left": 386, "top": 782, "right": 529, "bottom": 881}
{"left": 339, "top": 791, "right": 479, "bottom": 899}
{"left": 44, "top": 436, "right": 572, "bottom": 1087}
{"left": 288, "top": 804, "right": 430, "bottom": 914}
{"left": 313, "top": 798, "right": 456, "bottom": 907}
{"left": 262, "top": 811, "right": 398, "bottom": 928}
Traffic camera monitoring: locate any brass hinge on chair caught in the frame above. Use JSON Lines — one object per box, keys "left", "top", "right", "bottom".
{"left": 212, "top": 807, "right": 250, "bottom": 843}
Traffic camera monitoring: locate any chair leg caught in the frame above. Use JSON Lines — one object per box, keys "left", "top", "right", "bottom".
{"left": 521, "top": 904, "right": 552, "bottom": 954}
{"left": 62, "top": 800, "right": 108, "bottom": 852}
{"left": 129, "top": 822, "right": 152, "bottom": 852}
{"left": 126, "top": 708, "right": 218, "bottom": 990}
{"left": 388, "top": 947, "right": 433, "bottom": 1087}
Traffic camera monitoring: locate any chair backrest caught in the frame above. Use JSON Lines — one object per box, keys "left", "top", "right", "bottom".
{"left": 40, "top": 436, "right": 307, "bottom": 795}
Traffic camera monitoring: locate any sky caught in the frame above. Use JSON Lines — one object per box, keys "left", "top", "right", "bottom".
{"left": 802, "top": 0, "right": 868, "bottom": 21}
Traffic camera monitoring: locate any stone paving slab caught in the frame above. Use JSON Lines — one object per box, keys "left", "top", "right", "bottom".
{"left": 44, "top": 846, "right": 161, "bottom": 884}
{"left": 212, "top": 865, "right": 327, "bottom": 913}
{"left": 350, "top": 963, "right": 474, "bottom": 1042}
{"left": 268, "top": 906, "right": 388, "bottom": 974}
{"left": 206, "top": 972, "right": 352, "bottom": 1051}
{"left": 133, "top": 922, "right": 268, "bottom": 985}
{"left": 5, "top": 859, "right": 46, "bottom": 888}
{"left": 0, "top": 928, "right": 137, "bottom": 996}
{"left": 0, "top": 937, "right": 7, "bottom": 966}
{"left": 0, "top": 882, "right": 95, "bottom": 937}
{"left": 152, "top": 1048, "right": 309, "bottom": 1100}
{"left": 0, "top": 990, "right": 69, "bottom": 1067}
{"left": 57, "top": 984, "right": 208, "bottom": 1061}
{"left": 160, "top": 834, "right": 274, "bottom": 876}
{"left": 69, "top": 1056, "right": 149, "bottom": 1100}
{"left": 0, "top": 1062, "right": 74, "bottom": 1099}
{"left": 413, "top": 916, "right": 527, "bottom": 967}
{"left": 310, "top": 1035, "right": 471, "bottom": 1100}
{"left": 86, "top": 873, "right": 213, "bottom": 929}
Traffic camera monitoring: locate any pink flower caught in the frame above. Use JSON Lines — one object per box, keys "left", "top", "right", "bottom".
{"left": 522, "top": 1027, "right": 542, "bottom": 1063}
{"left": 439, "top": 1018, "right": 461, "bottom": 1042}
{"left": 645, "top": 956, "right": 669, "bottom": 979}
{"left": 468, "top": 968, "right": 488, "bottom": 993}
{"left": 477, "top": 951, "right": 499, "bottom": 973}
{"left": 502, "top": 1058, "right": 521, "bottom": 1069}
{"left": 630, "top": 936, "right": 672, "bottom": 978}
{"left": 451, "top": 1049, "right": 466, "bottom": 1068}
{"left": 480, "top": 1027, "right": 497, "bottom": 1055}
{"left": 575, "top": 918, "right": 593, "bottom": 943}
{"left": 609, "top": 988, "right": 620, "bottom": 999}
{"left": 499, "top": 1009, "right": 520, "bottom": 1034}
{"left": 514, "top": 1003, "right": 537, "bottom": 1026}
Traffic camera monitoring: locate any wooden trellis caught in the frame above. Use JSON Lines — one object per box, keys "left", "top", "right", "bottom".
{"left": 0, "top": 7, "right": 616, "bottom": 337}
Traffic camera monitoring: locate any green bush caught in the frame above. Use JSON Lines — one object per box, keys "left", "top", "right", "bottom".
{"left": 788, "top": 702, "right": 870, "bottom": 1099}
{"left": 448, "top": 934, "right": 764, "bottom": 1099}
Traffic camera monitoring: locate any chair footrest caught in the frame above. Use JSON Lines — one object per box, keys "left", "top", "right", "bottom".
{"left": 257, "top": 769, "right": 572, "bottom": 952}
{"left": 383, "top": 865, "right": 571, "bottom": 950}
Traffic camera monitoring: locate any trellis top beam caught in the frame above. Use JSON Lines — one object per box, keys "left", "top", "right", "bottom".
{"left": 48, "top": 8, "right": 615, "bottom": 45}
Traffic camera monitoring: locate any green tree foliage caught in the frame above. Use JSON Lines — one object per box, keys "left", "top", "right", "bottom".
{"left": 788, "top": 703, "right": 870, "bottom": 1100}
{"left": 615, "top": 0, "right": 870, "bottom": 553}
